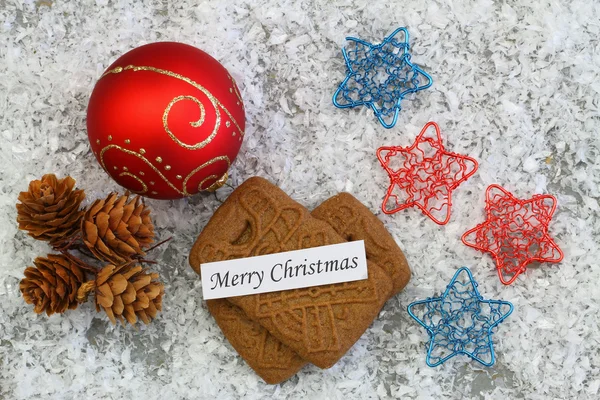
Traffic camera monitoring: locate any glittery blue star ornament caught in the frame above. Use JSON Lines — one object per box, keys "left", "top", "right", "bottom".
{"left": 407, "top": 267, "right": 513, "bottom": 367}
{"left": 332, "top": 27, "right": 433, "bottom": 129}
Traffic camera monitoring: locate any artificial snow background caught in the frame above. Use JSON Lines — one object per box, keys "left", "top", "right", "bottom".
{"left": 0, "top": 0, "right": 598, "bottom": 398}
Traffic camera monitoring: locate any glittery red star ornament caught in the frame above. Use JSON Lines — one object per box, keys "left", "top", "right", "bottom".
{"left": 376, "top": 122, "right": 479, "bottom": 225}
{"left": 461, "top": 184, "right": 564, "bottom": 285}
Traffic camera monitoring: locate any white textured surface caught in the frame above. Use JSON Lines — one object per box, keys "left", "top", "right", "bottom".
{"left": 0, "top": 0, "right": 598, "bottom": 399}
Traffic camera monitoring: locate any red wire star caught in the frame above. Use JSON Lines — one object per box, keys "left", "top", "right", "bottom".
{"left": 376, "top": 122, "right": 479, "bottom": 225}
{"left": 461, "top": 184, "right": 564, "bottom": 285}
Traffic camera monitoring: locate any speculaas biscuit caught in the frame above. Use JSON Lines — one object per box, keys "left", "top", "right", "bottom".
{"left": 190, "top": 177, "right": 393, "bottom": 369}
{"left": 205, "top": 299, "right": 306, "bottom": 384}
{"left": 312, "top": 192, "right": 411, "bottom": 294}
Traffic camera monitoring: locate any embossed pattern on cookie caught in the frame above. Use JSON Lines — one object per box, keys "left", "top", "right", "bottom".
{"left": 206, "top": 299, "right": 306, "bottom": 384}
{"left": 312, "top": 192, "right": 411, "bottom": 294}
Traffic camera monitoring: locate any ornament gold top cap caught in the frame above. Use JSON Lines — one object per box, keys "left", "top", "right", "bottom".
{"left": 205, "top": 172, "right": 228, "bottom": 192}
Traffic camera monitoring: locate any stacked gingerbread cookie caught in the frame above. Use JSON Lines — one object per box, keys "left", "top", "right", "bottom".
{"left": 189, "top": 177, "right": 411, "bottom": 384}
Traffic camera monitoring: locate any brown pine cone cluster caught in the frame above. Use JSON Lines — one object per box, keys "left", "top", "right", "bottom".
{"left": 82, "top": 193, "right": 154, "bottom": 264}
{"left": 16, "top": 174, "right": 166, "bottom": 327}
{"left": 16, "top": 174, "right": 85, "bottom": 246}
{"left": 94, "top": 264, "right": 164, "bottom": 325}
{"left": 20, "top": 254, "right": 85, "bottom": 316}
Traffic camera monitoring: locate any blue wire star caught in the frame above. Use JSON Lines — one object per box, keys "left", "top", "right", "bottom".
{"left": 407, "top": 267, "right": 513, "bottom": 367}
{"left": 332, "top": 27, "right": 433, "bottom": 129}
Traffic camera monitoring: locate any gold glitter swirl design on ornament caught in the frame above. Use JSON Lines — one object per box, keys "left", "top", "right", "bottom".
{"left": 100, "top": 65, "right": 245, "bottom": 143}
{"left": 163, "top": 95, "right": 214, "bottom": 150}
{"left": 118, "top": 172, "right": 148, "bottom": 194}
{"left": 99, "top": 144, "right": 185, "bottom": 195}
{"left": 99, "top": 144, "right": 231, "bottom": 196}
{"left": 182, "top": 155, "right": 230, "bottom": 195}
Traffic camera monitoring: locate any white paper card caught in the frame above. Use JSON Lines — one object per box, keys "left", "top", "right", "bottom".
{"left": 200, "top": 241, "right": 368, "bottom": 300}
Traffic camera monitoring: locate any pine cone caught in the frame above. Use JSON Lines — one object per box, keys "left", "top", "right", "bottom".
{"left": 16, "top": 174, "right": 85, "bottom": 246}
{"left": 81, "top": 193, "right": 154, "bottom": 264}
{"left": 90, "top": 263, "right": 164, "bottom": 325}
{"left": 20, "top": 254, "right": 85, "bottom": 315}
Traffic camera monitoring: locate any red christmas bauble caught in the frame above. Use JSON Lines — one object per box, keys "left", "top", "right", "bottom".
{"left": 87, "top": 42, "right": 245, "bottom": 199}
